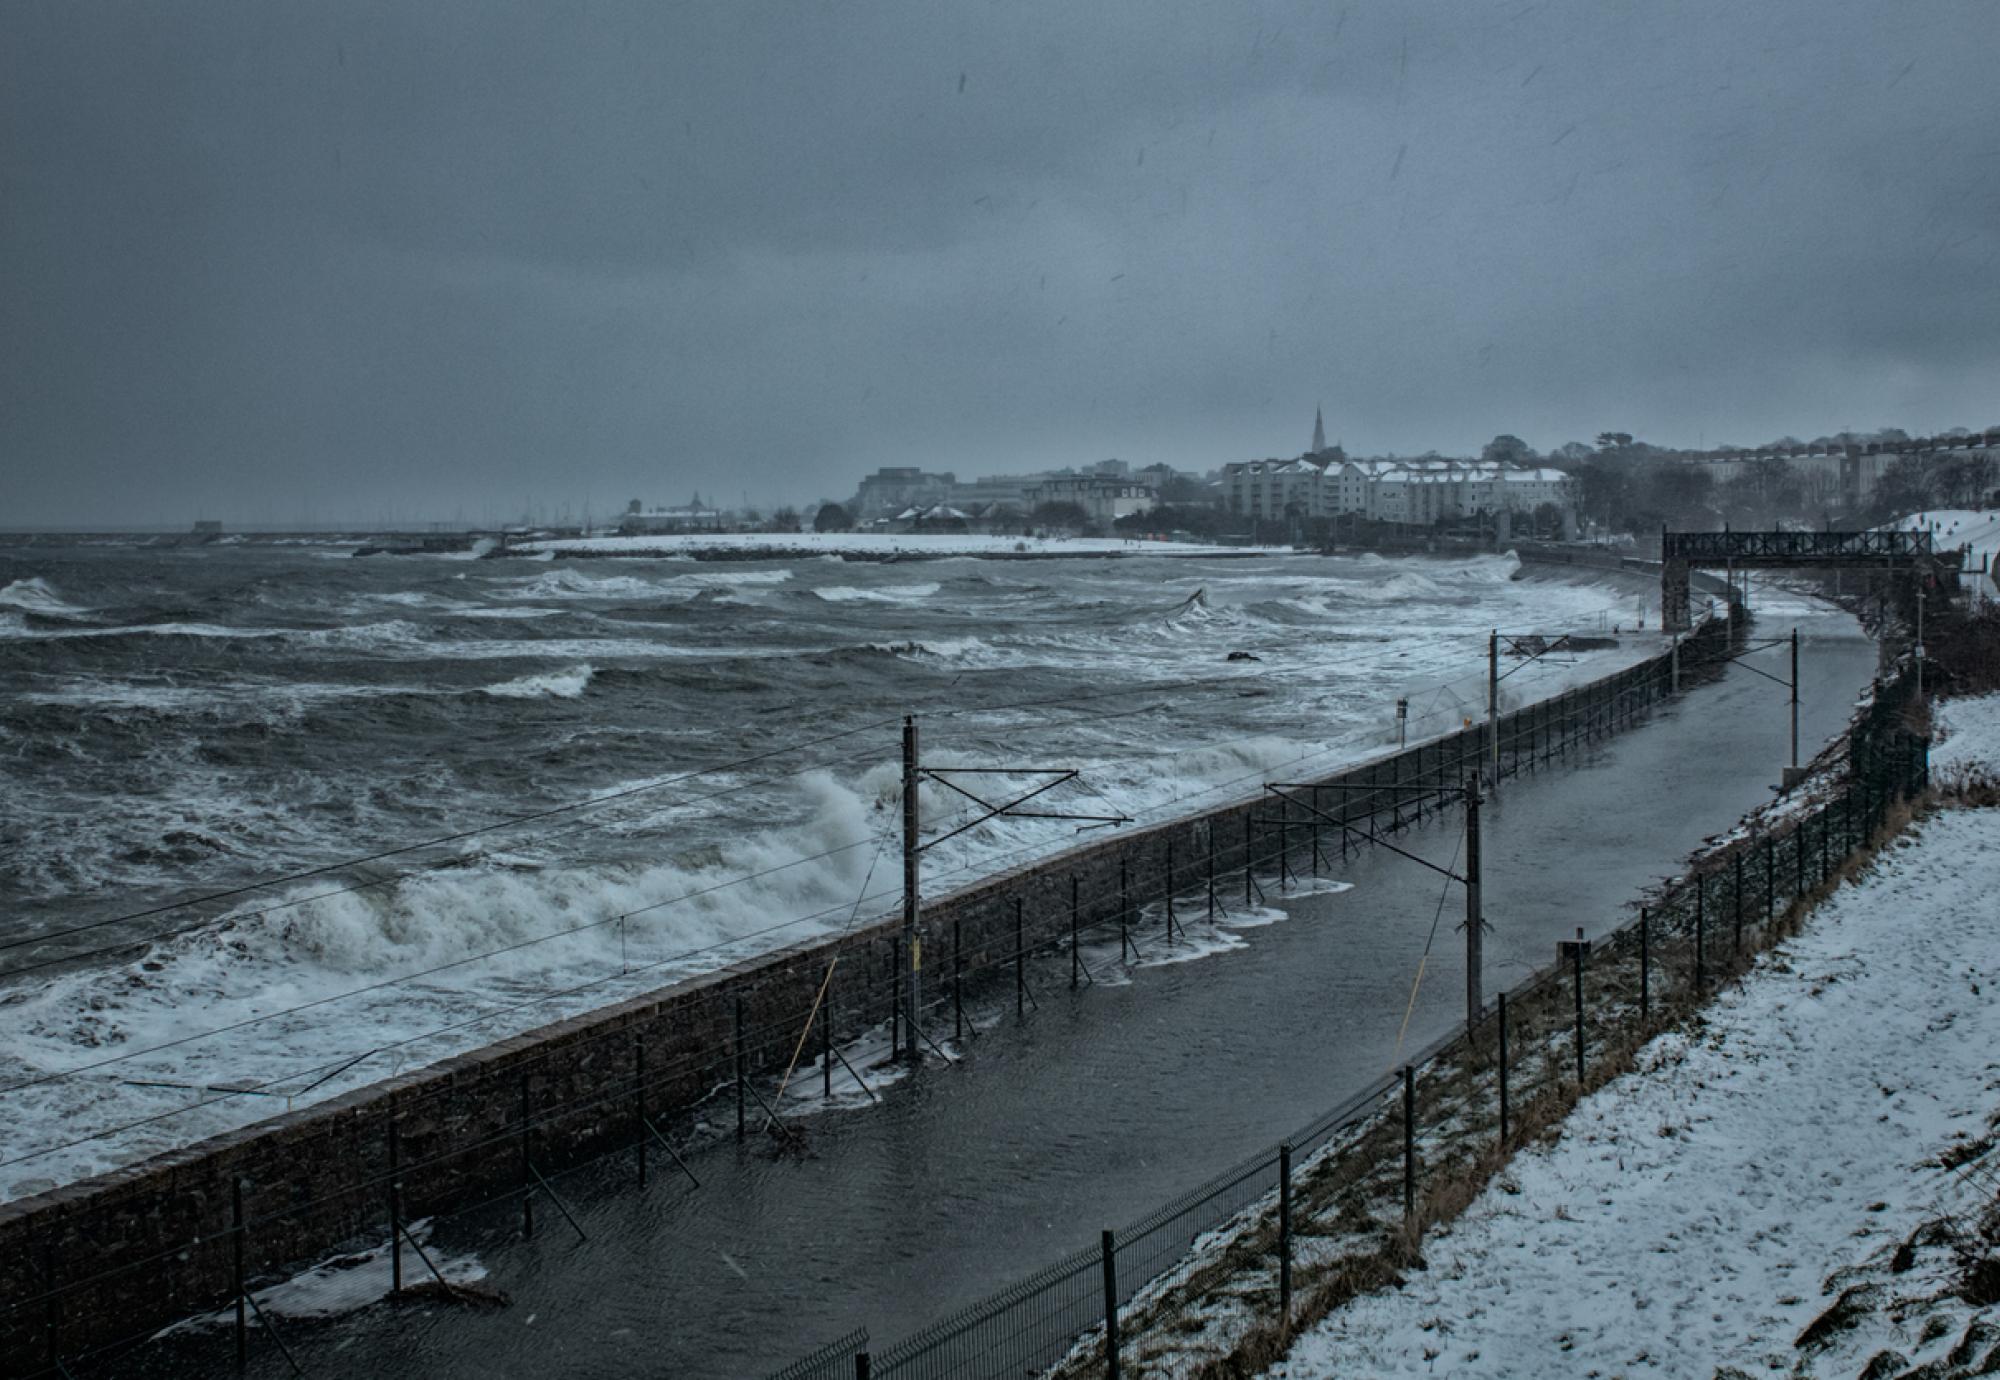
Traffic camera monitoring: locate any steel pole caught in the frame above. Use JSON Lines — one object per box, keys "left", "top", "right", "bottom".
{"left": 1790, "top": 627, "right": 1800, "bottom": 770}
{"left": 901, "top": 716, "right": 921, "bottom": 1065}
{"left": 1487, "top": 630, "right": 1500, "bottom": 786}
{"left": 1464, "top": 775, "right": 1483, "bottom": 1032}
{"left": 1916, "top": 590, "right": 1926, "bottom": 703}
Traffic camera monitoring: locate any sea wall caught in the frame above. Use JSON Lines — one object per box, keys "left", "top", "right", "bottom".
{"left": 0, "top": 606, "right": 1744, "bottom": 1373}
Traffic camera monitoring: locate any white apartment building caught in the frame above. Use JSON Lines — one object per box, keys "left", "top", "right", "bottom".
{"left": 1223, "top": 456, "right": 1571, "bottom": 524}
{"left": 1222, "top": 457, "right": 1331, "bottom": 519}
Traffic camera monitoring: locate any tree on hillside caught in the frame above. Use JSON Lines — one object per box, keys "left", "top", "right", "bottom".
{"left": 1554, "top": 453, "right": 1631, "bottom": 530}
{"left": 1868, "top": 456, "right": 1937, "bottom": 522}
{"left": 813, "top": 502, "right": 853, "bottom": 533}
{"left": 1719, "top": 456, "right": 1805, "bottom": 527}
{"left": 1644, "top": 464, "right": 1716, "bottom": 524}
{"left": 1482, "top": 434, "right": 1535, "bottom": 467}
{"left": 1939, "top": 453, "right": 1996, "bottom": 507}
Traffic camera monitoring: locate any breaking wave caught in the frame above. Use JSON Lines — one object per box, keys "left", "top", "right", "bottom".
{"left": 812, "top": 583, "right": 940, "bottom": 603}
{"left": 0, "top": 578, "right": 89, "bottom": 618}
{"left": 484, "top": 665, "right": 595, "bottom": 699}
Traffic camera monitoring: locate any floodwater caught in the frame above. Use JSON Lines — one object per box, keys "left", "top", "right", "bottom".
{"left": 131, "top": 598, "right": 1876, "bottom": 1380}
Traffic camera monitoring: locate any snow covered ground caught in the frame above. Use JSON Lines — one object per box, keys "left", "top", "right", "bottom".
{"left": 1886, "top": 509, "right": 2000, "bottom": 603}
{"left": 509, "top": 531, "right": 1292, "bottom": 559}
{"left": 1274, "top": 793, "right": 2000, "bottom": 1379}
{"left": 1931, "top": 692, "right": 2000, "bottom": 788}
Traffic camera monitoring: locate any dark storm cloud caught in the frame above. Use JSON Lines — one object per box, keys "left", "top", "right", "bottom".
{"left": 4, "top": 0, "right": 1998, "bottom": 525}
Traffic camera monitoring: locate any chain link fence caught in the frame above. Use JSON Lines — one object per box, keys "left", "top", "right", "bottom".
{"left": 1, "top": 609, "right": 1748, "bottom": 1377}
{"left": 774, "top": 659, "right": 1928, "bottom": 1380}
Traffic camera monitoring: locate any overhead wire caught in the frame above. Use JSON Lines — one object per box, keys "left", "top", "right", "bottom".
{"left": 0, "top": 829, "right": 895, "bottom": 1101}
{"left": 1, "top": 609, "right": 1677, "bottom": 1171}
{"left": 0, "top": 865, "right": 911, "bottom": 1171}
{"left": 0, "top": 727, "right": 908, "bottom": 981}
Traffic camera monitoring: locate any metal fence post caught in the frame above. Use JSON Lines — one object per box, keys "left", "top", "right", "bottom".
{"left": 1243, "top": 812, "right": 1254, "bottom": 908}
{"left": 1167, "top": 836, "right": 1179, "bottom": 943}
{"left": 1119, "top": 856, "right": 1131, "bottom": 963}
{"left": 1200, "top": 816, "right": 1216, "bottom": 912}
{"left": 953, "top": 916, "right": 963, "bottom": 1044}
{"left": 1497, "top": 992, "right": 1510, "bottom": 1145}
{"left": 1733, "top": 852, "right": 1744, "bottom": 957}
{"left": 1694, "top": 876, "right": 1706, "bottom": 991}
{"left": 823, "top": 976, "right": 834, "bottom": 1099}
{"left": 1279, "top": 791, "right": 1293, "bottom": 890}
{"left": 633, "top": 1042, "right": 648, "bottom": 1188}
{"left": 1639, "top": 907, "right": 1649, "bottom": 1020}
{"left": 855, "top": 1352, "right": 871, "bottom": 1380}
{"left": 1279, "top": 1142, "right": 1293, "bottom": 1326}
{"left": 1015, "top": 895, "right": 1025, "bottom": 1018}
{"left": 38, "top": 1240, "right": 59, "bottom": 1372}
{"left": 521, "top": 1077, "right": 535, "bottom": 1239}
{"left": 1402, "top": 1064, "right": 1417, "bottom": 1232}
{"left": 1765, "top": 834, "right": 1775, "bottom": 922}
{"left": 389, "top": 1121, "right": 404, "bottom": 1291}
{"left": 735, "top": 996, "right": 747, "bottom": 1141}
{"left": 1071, "top": 875, "right": 1080, "bottom": 989}
{"left": 233, "top": 1177, "right": 247, "bottom": 1369}
{"left": 1573, "top": 936, "right": 1586, "bottom": 1086}
{"left": 1101, "top": 1229, "right": 1121, "bottom": 1380}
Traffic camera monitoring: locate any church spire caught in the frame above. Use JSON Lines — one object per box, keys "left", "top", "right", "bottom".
{"left": 1311, "top": 405, "right": 1327, "bottom": 454}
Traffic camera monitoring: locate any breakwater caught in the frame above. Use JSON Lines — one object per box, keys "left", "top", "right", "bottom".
{"left": 0, "top": 606, "right": 1745, "bottom": 1373}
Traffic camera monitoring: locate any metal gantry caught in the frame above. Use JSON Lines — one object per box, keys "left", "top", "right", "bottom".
{"left": 1661, "top": 528, "right": 1941, "bottom": 566}
{"left": 1259, "top": 776, "right": 1487, "bottom": 1031}
{"left": 1659, "top": 527, "right": 1959, "bottom": 632}
{"left": 899, "top": 716, "right": 1130, "bottom": 1063}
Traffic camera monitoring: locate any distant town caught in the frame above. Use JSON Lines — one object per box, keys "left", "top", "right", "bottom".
{"left": 609, "top": 411, "right": 2000, "bottom": 549}
{"left": 123, "top": 412, "right": 2000, "bottom": 548}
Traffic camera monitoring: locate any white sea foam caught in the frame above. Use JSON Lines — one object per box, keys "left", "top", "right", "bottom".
{"left": 0, "top": 620, "right": 292, "bottom": 642}
{"left": 511, "top": 568, "right": 668, "bottom": 600}
{"left": 156, "top": 1220, "right": 487, "bottom": 1332}
{"left": 0, "top": 577, "right": 89, "bottom": 617}
{"left": 448, "top": 605, "right": 565, "bottom": 619}
{"left": 664, "top": 569, "right": 794, "bottom": 588}
{"left": 869, "top": 636, "right": 1009, "bottom": 664}
{"left": 813, "top": 582, "right": 940, "bottom": 603}
{"left": 0, "top": 553, "right": 1708, "bottom": 1197}
{"left": 484, "top": 665, "right": 595, "bottom": 699}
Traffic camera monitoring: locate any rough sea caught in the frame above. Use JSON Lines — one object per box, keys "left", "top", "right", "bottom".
{"left": 0, "top": 540, "right": 1653, "bottom": 1197}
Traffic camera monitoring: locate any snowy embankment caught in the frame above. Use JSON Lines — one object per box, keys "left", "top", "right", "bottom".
{"left": 1885, "top": 509, "right": 2000, "bottom": 603}
{"left": 1275, "top": 705, "right": 2000, "bottom": 1379}
{"left": 506, "top": 531, "right": 1293, "bottom": 559}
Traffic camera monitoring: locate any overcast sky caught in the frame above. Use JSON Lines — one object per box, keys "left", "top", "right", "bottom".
{"left": 5, "top": 0, "right": 1998, "bottom": 526}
